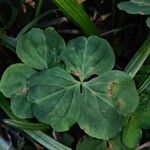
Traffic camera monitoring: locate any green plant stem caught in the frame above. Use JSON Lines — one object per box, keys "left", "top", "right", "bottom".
{"left": 35, "top": 0, "right": 43, "bottom": 18}
{"left": 16, "top": 9, "right": 57, "bottom": 40}
{"left": 124, "top": 33, "right": 150, "bottom": 78}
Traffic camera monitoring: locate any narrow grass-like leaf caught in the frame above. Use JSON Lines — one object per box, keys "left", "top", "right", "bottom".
{"left": 53, "top": 0, "right": 98, "bottom": 36}
{"left": 4, "top": 119, "right": 49, "bottom": 130}
{"left": 0, "top": 33, "right": 16, "bottom": 53}
{"left": 35, "top": 0, "right": 43, "bottom": 19}
{"left": 124, "top": 33, "right": 150, "bottom": 77}
{"left": 24, "top": 130, "right": 71, "bottom": 150}
{"left": 138, "top": 75, "right": 150, "bottom": 94}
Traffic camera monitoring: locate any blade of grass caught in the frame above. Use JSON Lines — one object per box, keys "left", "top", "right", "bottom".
{"left": 124, "top": 33, "right": 150, "bottom": 78}
{"left": 53, "top": 0, "right": 98, "bottom": 36}
{"left": 0, "top": 33, "right": 16, "bottom": 53}
{"left": 3, "top": 119, "right": 49, "bottom": 130}
{"left": 35, "top": 0, "right": 43, "bottom": 19}
{"left": 0, "top": 93, "right": 71, "bottom": 150}
{"left": 138, "top": 75, "right": 150, "bottom": 94}
{"left": 111, "top": 0, "right": 117, "bottom": 27}
{"left": 16, "top": 9, "right": 57, "bottom": 40}
{"left": 24, "top": 130, "right": 71, "bottom": 150}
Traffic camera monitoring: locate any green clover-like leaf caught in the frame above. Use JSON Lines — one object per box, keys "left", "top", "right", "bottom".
{"left": 16, "top": 27, "right": 65, "bottom": 70}
{"left": 122, "top": 116, "right": 142, "bottom": 148}
{"left": 131, "top": 0, "right": 150, "bottom": 6}
{"left": 118, "top": 1, "right": 150, "bottom": 15}
{"left": 0, "top": 64, "right": 37, "bottom": 118}
{"left": 76, "top": 136, "right": 107, "bottom": 150}
{"left": 146, "top": 17, "right": 150, "bottom": 28}
{"left": 61, "top": 36, "right": 115, "bottom": 81}
{"left": 27, "top": 66, "right": 139, "bottom": 139}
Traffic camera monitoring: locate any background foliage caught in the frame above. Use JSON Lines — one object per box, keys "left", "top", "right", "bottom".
{"left": 0, "top": 0, "right": 150, "bottom": 149}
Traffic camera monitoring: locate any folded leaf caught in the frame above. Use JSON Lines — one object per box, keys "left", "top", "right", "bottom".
{"left": 108, "top": 134, "right": 132, "bottom": 150}
{"left": 122, "top": 117, "right": 142, "bottom": 148}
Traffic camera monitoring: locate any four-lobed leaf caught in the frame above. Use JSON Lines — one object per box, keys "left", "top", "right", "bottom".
{"left": 0, "top": 28, "right": 139, "bottom": 140}
{"left": 26, "top": 36, "right": 138, "bottom": 139}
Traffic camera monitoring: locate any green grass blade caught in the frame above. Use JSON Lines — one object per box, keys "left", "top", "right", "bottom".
{"left": 0, "top": 93, "right": 71, "bottom": 150}
{"left": 53, "top": 0, "right": 98, "bottom": 36}
{"left": 0, "top": 33, "right": 16, "bottom": 53}
{"left": 35, "top": 0, "right": 43, "bottom": 19}
{"left": 138, "top": 75, "right": 150, "bottom": 94}
{"left": 3, "top": 119, "right": 49, "bottom": 130}
{"left": 24, "top": 130, "right": 71, "bottom": 150}
{"left": 124, "top": 33, "right": 150, "bottom": 77}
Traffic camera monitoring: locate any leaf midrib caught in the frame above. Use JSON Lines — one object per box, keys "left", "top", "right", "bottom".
{"left": 33, "top": 83, "right": 79, "bottom": 104}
